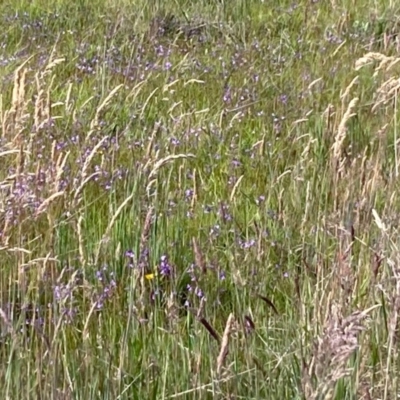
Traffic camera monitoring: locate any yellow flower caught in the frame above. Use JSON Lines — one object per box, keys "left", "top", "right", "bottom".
{"left": 145, "top": 273, "right": 155, "bottom": 280}
{"left": 145, "top": 266, "right": 159, "bottom": 281}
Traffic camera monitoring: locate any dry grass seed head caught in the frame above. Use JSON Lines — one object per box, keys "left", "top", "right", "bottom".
{"left": 87, "top": 84, "right": 123, "bottom": 141}
{"left": 35, "top": 191, "right": 64, "bottom": 216}
{"left": 307, "top": 304, "right": 379, "bottom": 399}
{"left": 340, "top": 76, "right": 359, "bottom": 102}
{"left": 137, "top": 206, "right": 154, "bottom": 277}
{"left": 355, "top": 52, "right": 391, "bottom": 71}
{"left": 148, "top": 153, "right": 195, "bottom": 180}
{"left": 95, "top": 192, "right": 135, "bottom": 265}
{"left": 216, "top": 313, "right": 235, "bottom": 375}
{"left": 332, "top": 97, "right": 359, "bottom": 161}
{"left": 192, "top": 237, "right": 206, "bottom": 274}
{"left": 77, "top": 214, "right": 86, "bottom": 268}
{"left": 372, "top": 77, "right": 400, "bottom": 112}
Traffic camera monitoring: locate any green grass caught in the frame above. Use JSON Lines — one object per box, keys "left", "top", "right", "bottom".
{"left": 0, "top": 0, "right": 400, "bottom": 399}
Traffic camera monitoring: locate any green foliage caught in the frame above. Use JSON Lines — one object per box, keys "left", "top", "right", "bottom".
{"left": 0, "top": 0, "right": 399, "bottom": 399}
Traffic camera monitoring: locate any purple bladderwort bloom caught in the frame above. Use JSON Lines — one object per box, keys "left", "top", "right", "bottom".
{"left": 256, "top": 195, "right": 265, "bottom": 205}
{"left": 95, "top": 270, "right": 117, "bottom": 309}
{"left": 125, "top": 249, "right": 135, "bottom": 259}
{"left": 195, "top": 286, "right": 205, "bottom": 299}
{"left": 218, "top": 202, "right": 232, "bottom": 222}
{"left": 125, "top": 249, "right": 135, "bottom": 268}
{"left": 210, "top": 224, "right": 220, "bottom": 237}
{"left": 96, "top": 270, "right": 104, "bottom": 281}
{"left": 170, "top": 137, "right": 180, "bottom": 146}
{"left": 54, "top": 284, "right": 72, "bottom": 302}
{"left": 187, "top": 264, "right": 197, "bottom": 283}
{"left": 164, "top": 61, "right": 172, "bottom": 70}
{"left": 150, "top": 288, "right": 162, "bottom": 303}
{"left": 223, "top": 86, "right": 232, "bottom": 103}
{"left": 185, "top": 189, "right": 193, "bottom": 201}
{"left": 159, "top": 255, "right": 172, "bottom": 276}
{"left": 240, "top": 239, "right": 256, "bottom": 249}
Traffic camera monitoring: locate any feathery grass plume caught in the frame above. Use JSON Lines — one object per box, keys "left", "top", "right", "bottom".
{"left": 0, "top": 306, "right": 14, "bottom": 339}
{"left": 35, "top": 191, "right": 64, "bottom": 217}
{"left": 80, "top": 135, "right": 109, "bottom": 181}
{"left": 332, "top": 97, "right": 359, "bottom": 161}
{"left": 82, "top": 300, "right": 100, "bottom": 341}
{"left": 340, "top": 76, "right": 359, "bottom": 103}
{"left": 73, "top": 135, "right": 109, "bottom": 206}
{"left": 385, "top": 57, "right": 400, "bottom": 72}
{"left": 148, "top": 153, "right": 196, "bottom": 181}
{"left": 86, "top": 84, "right": 123, "bottom": 141}
{"left": 2, "top": 58, "right": 32, "bottom": 142}
{"left": 322, "top": 103, "right": 335, "bottom": 133}
{"left": 190, "top": 168, "right": 197, "bottom": 210}
{"left": 304, "top": 304, "right": 379, "bottom": 400}
{"left": 33, "top": 74, "right": 46, "bottom": 134}
{"left": 140, "top": 87, "right": 159, "bottom": 120}
{"left": 95, "top": 192, "right": 135, "bottom": 265}
{"left": 196, "top": 296, "right": 206, "bottom": 320}
{"left": 139, "top": 206, "right": 154, "bottom": 254}
{"left": 217, "top": 313, "right": 235, "bottom": 375}
{"left": 145, "top": 122, "right": 161, "bottom": 159}
{"left": 354, "top": 52, "right": 390, "bottom": 71}
{"left": 192, "top": 237, "right": 206, "bottom": 274}
{"left": 54, "top": 151, "right": 70, "bottom": 192}
{"left": 369, "top": 205, "right": 400, "bottom": 397}
{"left": 374, "top": 56, "right": 396, "bottom": 76}
{"left": 77, "top": 214, "right": 86, "bottom": 268}
{"left": 230, "top": 174, "right": 244, "bottom": 202}
{"left": 146, "top": 153, "right": 195, "bottom": 195}
{"left": 372, "top": 77, "right": 400, "bottom": 112}
{"left": 383, "top": 259, "right": 400, "bottom": 399}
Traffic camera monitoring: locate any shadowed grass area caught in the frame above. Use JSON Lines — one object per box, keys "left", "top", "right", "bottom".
{"left": 1, "top": 0, "right": 400, "bottom": 399}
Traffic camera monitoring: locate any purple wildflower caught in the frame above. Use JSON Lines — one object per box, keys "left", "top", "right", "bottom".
{"left": 195, "top": 287, "right": 205, "bottom": 299}
{"left": 159, "top": 255, "right": 172, "bottom": 276}
{"left": 125, "top": 249, "right": 135, "bottom": 259}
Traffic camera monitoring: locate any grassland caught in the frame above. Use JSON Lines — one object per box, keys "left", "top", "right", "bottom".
{"left": 1, "top": 0, "right": 400, "bottom": 399}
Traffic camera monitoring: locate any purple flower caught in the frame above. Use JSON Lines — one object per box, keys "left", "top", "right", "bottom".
{"left": 240, "top": 239, "right": 256, "bottom": 249}
{"left": 95, "top": 270, "right": 103, "bottom": 281}
{"left": 210, "top": 225, "right": 220, "bottom": 237}
{"left": 54, "top": 284, "right": 72, "bottom": 302}
{"left": 195, "top": 287, "right": 204, "bottom": 299}
{"left": 159, "top": 255, "right": 172, "bottom": 276}
{"left": 223, "top": 86, "right": 231, "bottom": 103}
{"left": 256, "top": 195, "right": 265, "bottom": 205}
{"left": 185, "top": 189, "right": 194, "bottom": 201}
{"left": 125, "top": 249, "right": 135, "bottom": 259}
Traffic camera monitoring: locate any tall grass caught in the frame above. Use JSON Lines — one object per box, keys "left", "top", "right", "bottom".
{"left": 1, "top": 0, "right": 400, "bottom": 399}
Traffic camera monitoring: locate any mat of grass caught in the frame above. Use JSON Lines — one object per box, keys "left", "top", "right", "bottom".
{"left": 1, "top": 1, "right": 400, "bottom": 399}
